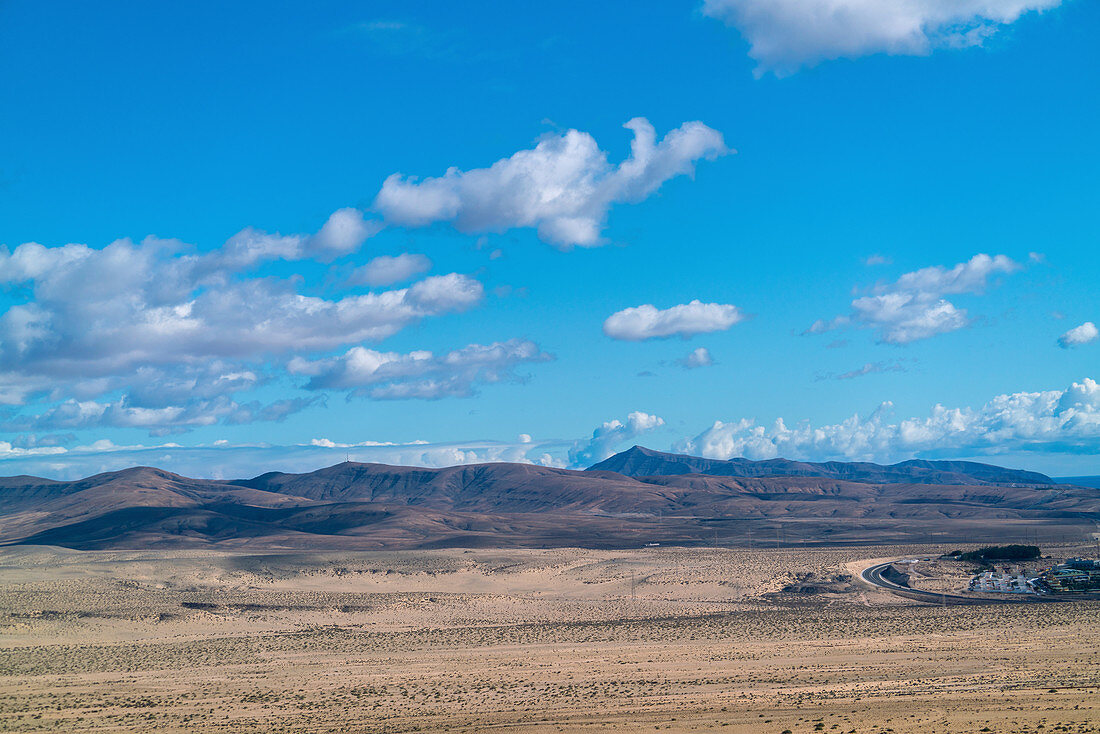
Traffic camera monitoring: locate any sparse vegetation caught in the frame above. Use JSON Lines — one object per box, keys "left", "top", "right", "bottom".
{"left": 949, "top": 545, "right": 1042, "bottom": 563}
{"left": 0, "top": 543, "right": 1096, "bottom": 733}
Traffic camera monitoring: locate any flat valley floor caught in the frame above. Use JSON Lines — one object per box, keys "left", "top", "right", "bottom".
{"left": 0, "top": 544, "right": 1098, "bottom": 733}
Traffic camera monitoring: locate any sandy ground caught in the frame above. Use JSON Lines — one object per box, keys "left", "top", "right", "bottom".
{"left": 0, "top": 543, "right": 1098, "bottom": 733}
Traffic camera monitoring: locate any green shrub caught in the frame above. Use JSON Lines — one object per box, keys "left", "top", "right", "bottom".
{"left": 956, "top": 545, "right": 1040, "bottom": 563}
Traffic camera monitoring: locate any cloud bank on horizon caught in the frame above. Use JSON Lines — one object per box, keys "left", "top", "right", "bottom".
{"left": 4, "top": 377, "right": 1100, "bottom": 480}
{"left": 678, "top": 378, "right": 1100, "bottom": 464}
{"left": 703, "top": 0, "right": 1065, "bottom": 76}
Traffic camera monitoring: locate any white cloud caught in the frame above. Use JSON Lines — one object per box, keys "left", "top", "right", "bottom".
{"left": 374, "top": 118, "right": 730, "bottom": 248}
{"left": 888, "top": 253, "right": 1019, "bottom": 295}
{"left": 204, "top": 208, "right": 380, "bottom": 271}
{"left": 809, "top": 254, "right": 1020, "bottom": 344}
{"left": 677, "top": 378, "right": 1100, "bottom": 463}
{"left": 288, "top": 339, "right": 553, "bottom": 399}
{"left": 307, "top": 207, "right": 382, "bottom": 259}
{"left": 864, "top": 254, "right": 891, "bottom": 266}
{"left": 679, "top": 346, "right": 715, "bottom": 369}
{"left": 1059, "top": 321, "right": 1098, "bottom": 349}
{"left": 569, "top": 411, "right": 666, "bottom": 467}
{"left": 702, "top": 0, "right": 1063, "bottom": 76}
{"left": 349, "top": 253, "right": 432, "bottom": 287}
{"left": 604, "top": 300, "right": 746, "bottom": 341}
{"left": 187, "top": 273, "right": 483, "bottom": 356}
{"left": 210, "top": 228, "right": 301, "bottom": 272}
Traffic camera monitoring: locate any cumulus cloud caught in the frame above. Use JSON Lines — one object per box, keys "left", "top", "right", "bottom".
{"left": 569, "top": 411, "right": 666, "bottom": 467}
{"left": 1059, "top": 321, "right": 1098, "bottom": 349}
{"left": 307, "top": 207, "right": 382, "bottom": 259}
{"left": 808, "top": 254, "right": 1020, "bottom": 344}
{"left": 702, "top": 0, "right": 1064, "bottom": 76}
{"left": 204, "top": 208, "right": 381, "bottom": 271}
{"left": 374, "top": 118, "right": 730, "bottom": 248}
{"left": 677, "top": 378, "right": 1100, "bottom": 463}
{"left": 288, "top": 339, "right": 553, "bottom": 399}
{"left": 604, "top": 300, "right": 746, "bottom": 341}
{"left": 678, "top": 346, "right": 715, "bottom": 369}
{"left": 349, "top": 253, "right": 432, "bottom": 287}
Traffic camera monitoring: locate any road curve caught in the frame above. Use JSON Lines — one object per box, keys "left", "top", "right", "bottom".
{"left": 857, "top": 560, "right": 1058, "bottom": 605}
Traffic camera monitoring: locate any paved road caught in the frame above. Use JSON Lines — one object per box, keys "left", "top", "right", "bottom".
{"left": 858, "top": 560, "right": 1055, "bottom": 605}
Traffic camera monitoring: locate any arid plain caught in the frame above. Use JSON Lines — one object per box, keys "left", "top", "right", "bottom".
{"left": 1, "top": 543, "right": 1098, "bottom": 733}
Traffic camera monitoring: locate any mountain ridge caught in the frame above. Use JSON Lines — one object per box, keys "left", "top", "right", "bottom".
{"left": 590, "top": 446, "right": 1055, "bottom": 486}
{"left": 0, "top": 449, "right": 1092, "bottom": 551}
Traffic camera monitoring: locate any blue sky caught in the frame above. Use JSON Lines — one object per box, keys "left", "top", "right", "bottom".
{"left": 0, "top": 0, "right": 1097, "bottom": 479}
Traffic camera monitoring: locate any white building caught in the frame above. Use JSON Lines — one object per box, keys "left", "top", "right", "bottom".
{"left": 969, "top": 570, "right": 1036, "bottom": 594}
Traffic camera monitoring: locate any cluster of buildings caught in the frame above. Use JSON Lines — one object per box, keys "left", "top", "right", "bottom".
{"left": 968, "top": 558, "right": 1100, "bottom": 595}
{"left": 1037, "top": 558, "right": 1100, "bottom": 593}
